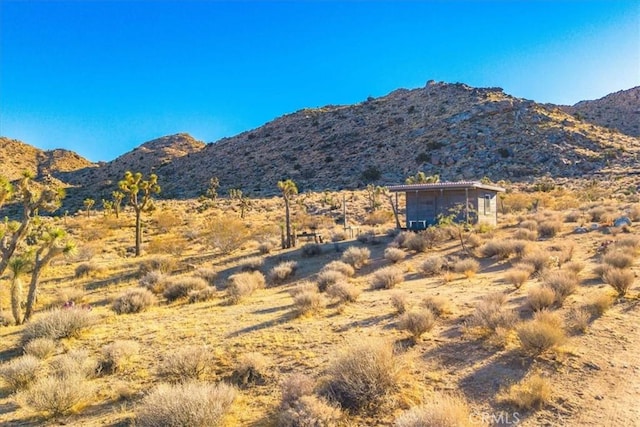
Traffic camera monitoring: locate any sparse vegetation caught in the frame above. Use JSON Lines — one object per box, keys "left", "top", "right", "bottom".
{"left": 163, "top": 276, "right": 208, "bottom": 302}
{"left": 22, "top": 308, "right": 95, "bottom": 344}
{"left": 371, "top": 266, "right": 404, "bottom": 289}
{"left": 157, "top": 346, "right": 214, "bottom": 382}
{"left": 394, "top": 393, "right": 474, "bottom": 427}
{"left": 113, "top": 288, "right": 156, "bottom": 314}
{"left": 398, "top": 310, "right": 436, "bottom": 342}
{"left": 0, "top": 355, "right": 41, "bottom": 392}
{"left": 18, "top": 374, "right": 94, "bottom": 418}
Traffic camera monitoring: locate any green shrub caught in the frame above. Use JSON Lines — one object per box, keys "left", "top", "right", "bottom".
{"left": 22, "top": 308, "right": 95, "bottom": 344}
{"left": 113, "top": 288, "right": 156, "bottom": 314}
{"left": 136, "top": 381, "right": 236, "bottom": 427}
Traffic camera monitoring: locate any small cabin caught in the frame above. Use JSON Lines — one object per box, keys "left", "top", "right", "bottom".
{"left": 388, "top": 181, "right": 506, "bottom": 230}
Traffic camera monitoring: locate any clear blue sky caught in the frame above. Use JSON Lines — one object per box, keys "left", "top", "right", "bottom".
{"left": 1, "top": 1, "right": 638, "bottom": 162}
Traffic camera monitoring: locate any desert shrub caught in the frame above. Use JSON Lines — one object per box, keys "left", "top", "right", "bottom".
{"left": 293, "top": 289, "right": 323, "bottom": 317}
{"left": 480, "top": 239, "right": 517, "bottom": 259}
{"left": 587, "top": 206, "right": 607, "bottom": 222}
{"left": 394, "top": 394, "right": 473, "bottom": 427}
{"left": 278, "top": 395, "right": 342, "bottom": 427}
{"left": 0, "top": 355, "right": 41, "bottom": 392}
{"left": 519, "top": 219, "right": 538, "bottom": 232}
{"left": 226, "top": 271, "right": 266, "bottom": 304}
{"left": 147, "top": 236, "right": 188, "bottom": 257}
{"left": 280, "top": 373, "right": 315, "bottom": 409}
{"left": 55, "top": 287, "right": 86, "bottom": 306}
{"left": 113, "top": 288, "right": 156, "bottom": 314}
{"left": 520, "top": 250, "right": 550, "bottom": 274}
{"left": 100, "top": 340, "right": 140, "bottom": 374}
{"left": 268, "top": 261, "right": 298, "bottom": 285}
{"left": 322, "top": 260, "right": 355, "bottom": 277}
{"left": 564, "top": 210, "right": 583, "bottom": 223}
{"left": 563, "top": 261, "right": 585, "bottom": 275}
{"left": 602, "top": 250, "right": 634, "bottom": 269}
{"left": 517, "top": 318, "right": 566, "bottom": 355}
{"left": 153, "top": 210, "right": 182, "bottom": 231}
{"left": 390, "top": 291, "right": 409, "bottom": 315}
{"left": 365, "top": 210, "right": 394, "bottom": 226}
{"left": 139, "top": 270, "right": 168, "bottom": 294}
{"left": 504, "top": 268, "right": 530, "bottom": 289}
{"left": 323, "top": 339, "right": 401, "bottom": 412}
{"left": 398, "top": 310, "right": 436, "bottom": 341}
{"left": 188, "top": 287, "right": 217, "bottom": 304}
{"left": 513, "top": 228, "right": 538, "bottom": 241}
{"left": 326, "top": 281, "right": 361, "bottom": 304}
{"left": 420, "top": 256, "right": 445, "bottom": 276}
{"left": 341, "top": 246, "right": 371, "bottom": 269}
{"left": 18, "top": 374, "right": 94, "bottom": 418}
{"left": 238, "top": 256, "right": 265, "bottom": 271}
{"left": 404, "top": 233, "right": 429, "bottom": 252}
{"left": 499, "top": 374, "right": 551, "bottom": 410}
{"left": 542, "top": 270, "right": 578, "bottom": 304}
{"left": 136, "top": 381, "right": 236, "bottom": 427}
{"left": 538, "top": 220, "right": 563, "bottom": 238}
{"left": 74, "top": 262, "right": 105, "bottom": 279}
{"left": 465, "top": 233, "right": 483, "bottom": 248}
{"left": 258, "top": 239, "right": 277, "bottom": 254}
{"left": 302, "top": 243, "right": 323, "bottom": 257}
{"left": 23, "top": 338, "right": 57, "bottom": 360}
{"left": 289, "top": 281, "right": 319, "bottom": 298}
{"left": 22, "top": 308, "right": 95, "bottom": 344}
{"left": 233, "top": 352, "right": 269, "bottom": 386}
{"left": 205, "top": 216, "right": 250, "bottom": 254}
{"left": 527, "top": 286, "right": 556, "bottom": 311}
{"left": 50, "top": 350, "right": 97, "bottom": 380}
{"left": 384, "top": 247, "right": 406, "bottom": 263}
{"left": 330, "top": 231, "right": 347, "bottom": 242}
{"left": 371, "top": 266, "right": 404, "bottom": 290}
{"left": 138, "top": 255, "right": 177, "bottom": 275}
{"left": 614, "top": 235, "right": 640, "bottom": 253}
{"left": 194, "top": 268, "right": 217, "bottom": 285}
{"left": 157, "top": 346, "right": 213, "bottom": 382}
{"left": 163, "top": 277, "right": 208, "bottom": 302}
{"left": 603, "top": 267, "right": 635, "bottom": 296}
{"left": 316, "top": 270, "right": 346, "bottom": 292}
{"left": 568, "top": 308, "right": 591, "bottom": 334}
{"left": 587, "top": 291, "right": 614, "bottom": 316}
{"left": 453, "top": 258, "right": 480, "bottom": 277}
{"left": 420, "top": 295, "right": 453, "bottom": 317}
{"left": 468, "top": 293, "right": 517, "bottom": 335}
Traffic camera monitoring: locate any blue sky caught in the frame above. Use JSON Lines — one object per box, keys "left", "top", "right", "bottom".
{"left": 1, "top": 1, "right": 638, "bottom": 162}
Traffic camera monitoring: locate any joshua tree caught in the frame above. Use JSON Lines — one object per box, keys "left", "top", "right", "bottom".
{"left": 118, "top": 171, "right": 161, "bottom": 256}
{"left": 8, "top": 256, "right": 30, "bottom": 325}
{"left": 0, "top": 176, "right": 14, "bottom": 209}
{"left": 83, "top": 198, "right": 95, "bottom": 218}
{"left": 112, "top": 191, "right": 124, "bottom": 218}
{"left": 277, "top": 179, "right": 298, "bottom": 249}
{"left": 365, "top": 184, "right": 387, "bottom": 212}
{"left": 206, "top": 177, "right": 220, "bottom": 201}
{"left": 24, "top": 226, "right": 76, "bottom": 320}
{"left": 229, "top": 188, "right": 250, "bottom": 219}
{"left": 0, "top": 171, "right": 64, "bottom": 278}
{"left": 405, "top": 172, "right": 440, "bottom": 185}
{"left": 102, "top": 199, "right": 113, "bottom": 216}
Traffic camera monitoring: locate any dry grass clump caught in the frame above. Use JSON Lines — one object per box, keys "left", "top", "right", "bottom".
{"left": 542, "top": 270, "right": 578, "bottom": 305}
{"left": 394, "top": 393, "right": 474, "bottom": 427}
{"left": 326, "top": 281, "right": 361, "bottom": 304}
{"left": 279, "top": 395, "right": 342, "bottom": 427}
{"left": 520, "top": 250, "right": 550, "bottom": 275}
{"left": 390, "top": 291, "right": 409, "bottom": 315}
{"left": 238, "top": 256, "right": 265, "bottom": 271}
{"left": 468, "top": 293, "right": 517, "bottom": 336}
{"left": 74, "top": 262, "right": 105, "bottom": 278}
{"left": 293, "top": 288, "right": 324, "bottom": 317}
{"left": 480, "top": 239, "right": 518, "bottom": 259}
{"left": 280, "top": 373, "right": 315, "bottom": 408}
{"left": 289, "top": 281, "right": 319, "bottom": 298}
{"left": 23, "top": 338, "right": 57, "bottom": 359}
{"left": 527, "top": 286, "right": 556, "bottom": 311}
{"left": 22, "top": 308, "right": 95, "bottom": 344}
{"left": 371, "top": 266, "right": 404, "bottom": 290}
{"left": 113, "top": 288, "right": 156, "bottom": 314}
{"left": 568, "top": 308, "right": 591, "bottom": 334}
{"left": 188, "top": 287, "right": 217, "bottom": 304}
{"left": 420, "top": 295, "right": 453, "bottom": 317}
{"left": 157, "top": 346, "right": 214, "bottom": 382}
{"left": 136, "top": 381, "right": 236, "bottom": 427}
{"left": 194, "top": 267, "right": 217, "bottom": 285}
{"left": 453, "top": 258, "right": 480, "bottom": 278}
{"left": 138, "top": 270, "right": 168, "bottom": 294}
{"left": 268, "top": 260, "right": 298, "bottom": 284}
{"left": 602, "top": 267, "right": 635, "bottom": 297}
{"left": 499, "top": 374, "right": 551, "bottom": 410}
{"left": 398, "top": 310, "right": 436, "bottom": 342}
{"left": 163, "top": 276, "right": 208, "bottom": 302}
{"left": 316, "top": 270, "right": 346, "bottom": 292}
{"left": 226, "top": 271, "right": 266, "bottom": 304}
{"left": 563, "top": 261, "right": 585, "bottom": 275}
{"left": 519, "top": 219, "right": 538, "bottom": 232}
{"left": 18, "top": 374, "right": 94, "bottom": 418}
{"left": 341, "top": 246, "right": 371, "bottom": 269}
{"left": 0, "top": 355, "right": 41, "bottom": 392}
{"left": 233, "top": 352, "right": 270, "bottom": 386}
{"left": 404, "top": 232, "right": 429, "bottom": 252}
{"left": 322, "top": 260, "right": 355, "bottom": 277}
{"left": 384, "top": 247, "right": 407, "bottom": 263}
{"left": 537, "top": 220, "right": 563, "bottom": 238}
{"left": 587, "top": 291, "right": 614, "bottom": 316}
{"left": 302, "top": 243, "right": 323, "bottom": 257}
{"left": 50, "top": 350, "right": 98, "bottom": 379}
{"left": 323, "top": 339, "right": 401, "bottom": 412}
{"left": 513, "top": 228, "right": 538, "bottom": 241}
{"left": 138, "top": 255, "right": 177, "bottom": 275}
{"left": 100, "top": 340, "right": 140, "bottom": 374}
{"left": 258, "top": 239, "right": 277, "bottom": 254}
{"left": 602, "top": 250, "right": 635, "bottom": 270}
{"left": 587, "top": 206, "right": 607, "bottom": 222}
{"left": 55, "top": 287, "right": 86, "bottom": 306}
{"left": 420, "top": 255, "right": 445, "bottom": 276}
{"left": 504, "top": 268, "right": 531, "bottom": 289}
{"left": 517, "top": 315, "right": 566, "bottom": 356}
{"left": 564, "top": 209, "right": 583, "bottom": 223}
{"left": 614, "top": 235, "right": 640, "bottom": 253}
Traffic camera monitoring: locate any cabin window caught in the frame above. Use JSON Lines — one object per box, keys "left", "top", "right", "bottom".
{"left": 484, "top": 194, "right": 491, "bottom": 214}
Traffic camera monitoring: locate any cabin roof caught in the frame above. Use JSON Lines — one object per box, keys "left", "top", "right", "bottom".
{"left": 387, "top": 181, "right": 506, "bottom": 193}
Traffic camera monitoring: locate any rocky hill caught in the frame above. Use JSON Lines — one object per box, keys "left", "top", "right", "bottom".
{"left": 0, "top": 137, "right": 94, "bottom": 181}
{"left": 561, "top": 86, "right": 640, "bottom": 137}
